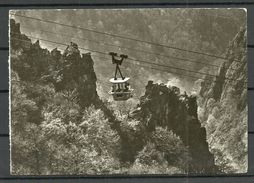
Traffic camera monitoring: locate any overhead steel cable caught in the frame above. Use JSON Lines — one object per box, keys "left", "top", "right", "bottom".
{"left": 127, "top": 57, "right": 232, "bottom": 81}
{"left": 11, "top": 33, "right": 219, "bottom": 78}
{"left": 18, "top": 24, "right": 228, "bottom": 70}
{"left": 10, "top": 36, "right": 237, "bottom": 86}
{"left": 89, "top": 55, "right": 247, "bottom": 86}
{"left": 10, "top": 34, "right": 245, "bottom": 84}
{"left": 10, "top": 34, "right": 247, "bottom": 84}
{"left": 10, "top": 13, "right": 242, "bottom": 63}
{"left": 83, "top": 54, "right": 216, "bottom": 82}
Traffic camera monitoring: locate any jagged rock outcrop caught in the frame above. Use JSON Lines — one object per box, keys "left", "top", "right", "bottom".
{"left": 11, "top": 19, "right": 100, "bottom": 109}
{"left": 10, "top": 19, "right": 31, "bottom": 50}
{"left": 52, "top": 43, "right": 99, "bottom": 108}
{"left": 130, "top": 81, "right": 218, "bottom": 173}
{"left": 198, "top": 27, "right": 247, "bottom": 173}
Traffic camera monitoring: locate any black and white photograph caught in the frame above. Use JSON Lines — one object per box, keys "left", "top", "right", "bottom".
{"left": 9, "top": 8, "right": 247, "bottom": 175}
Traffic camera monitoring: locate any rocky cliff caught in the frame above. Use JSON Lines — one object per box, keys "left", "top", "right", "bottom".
{"left": 198, "top": 27, "right": 247, "bottom": 173}
{"left": 129, "top": 81, "right": 218, "bottom": 173}
{"left": 51, "top": 44, "right": 99, "bottom": 108}
{"left": 11, "top": 19, "right": 100, "bottom": 109}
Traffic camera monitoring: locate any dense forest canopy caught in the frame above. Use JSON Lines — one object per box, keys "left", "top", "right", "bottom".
{"left": 10, "top": 9, "right": 247, "bottom": 175}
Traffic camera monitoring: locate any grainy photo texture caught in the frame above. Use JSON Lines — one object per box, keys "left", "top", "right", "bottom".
{"left": 9, "top": 9, "right": 247, "bottom": 175}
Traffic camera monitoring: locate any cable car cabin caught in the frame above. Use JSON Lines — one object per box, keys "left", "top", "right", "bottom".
{"left": 108, "top": 77, "right": 134, "bottom": 101}
{"left": 108, "top": 52, "right": 134, "bottom": 101}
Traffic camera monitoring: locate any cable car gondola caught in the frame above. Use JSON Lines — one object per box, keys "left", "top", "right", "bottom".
{"left": 108, "top": 52, "right": 134, "bottom": 101}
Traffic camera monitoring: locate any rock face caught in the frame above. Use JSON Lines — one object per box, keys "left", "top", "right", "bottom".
{"left": 10, "top": 19, "right": 31, "bottom": 50}
{"left": 52, "top": 44, "right": 99, "bottom": 108}
{"left": 130, "top": 81, "right": 217, "bottom": 173}
{"left": 198, "top": 27, "right": 247, "bottom": 173}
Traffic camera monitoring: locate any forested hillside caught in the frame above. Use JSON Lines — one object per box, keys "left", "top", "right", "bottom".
{"left": 10, "top": 8, "right": 247, "bottom": 175}
{"left": 10, "top": 18, "right": 216, "bottom": 175}
{"left": 11, "top": 19, "right": 121, "bottom": 174}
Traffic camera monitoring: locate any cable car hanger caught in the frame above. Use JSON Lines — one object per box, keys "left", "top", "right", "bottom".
{"left": 109, "top": 52, "right": 128, "bottom": 80}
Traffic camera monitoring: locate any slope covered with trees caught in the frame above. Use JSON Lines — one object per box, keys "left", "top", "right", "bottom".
{"left": 10, "top": 12, "right": 246, "bottom": 175}
{"left": 10, "top": 19, "right": 195, "bottom": 175}
{"left": 11, "top": 19, "right": 121, "bottom": 174}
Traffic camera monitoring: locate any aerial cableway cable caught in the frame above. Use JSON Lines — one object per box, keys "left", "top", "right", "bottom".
{"left": 10, "top": 13, "right": 242, "bottom": 63}
{"left": 11, "top": 35, "right": 247, "bottom": 85}
{"left": 10, "top": 33, "right": 221, "bottom": 79}
{"left": 11, "top": 35, "right": 246, "bottom": 84}
{"left": 10, "top": 32, "right": 239, "bottom": 81}
{"left": 77, "top": 54, "right": 247, "bottom": 86}
{"left": 18, "top": 24, "right": 230, "bottom": 70}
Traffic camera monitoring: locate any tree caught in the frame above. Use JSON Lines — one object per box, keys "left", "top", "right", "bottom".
{"left": 39, "top": 105, "right": 121, "bottom": 174}
{"left": 130, "top": 127, "right": 190, "bottom": 174}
